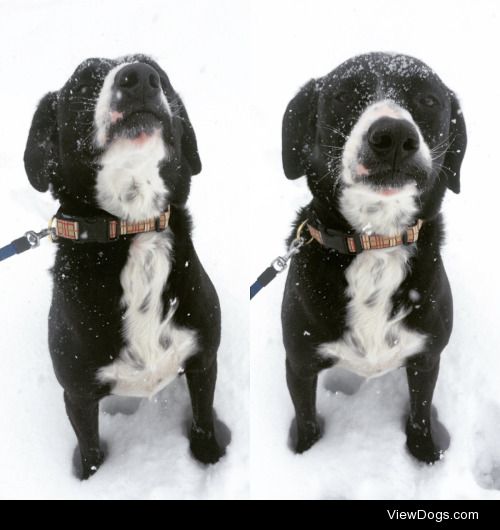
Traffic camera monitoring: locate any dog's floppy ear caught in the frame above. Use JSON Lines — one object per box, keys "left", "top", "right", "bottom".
{"left": 24, "top": 92, "right": 59, "bottom": 192}
{"left": 442, "top": 92, "right": 467, "bottom": 194}
{"left": 174, "top": 94, "right": 202, "bottom": 176}
{"left": 282, "top": 79, "right": 319, "bottom": 179}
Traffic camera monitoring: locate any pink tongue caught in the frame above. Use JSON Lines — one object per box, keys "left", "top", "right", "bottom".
{"left": 132, "top": 131, "right": 152, "bottom": 145}
{"left": 110, "top": 111, "right": 123, "bottom": 124}
{"left": 379, "top": 188, "right": 400, "bottom": 196}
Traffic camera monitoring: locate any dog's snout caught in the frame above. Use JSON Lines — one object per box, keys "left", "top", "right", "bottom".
{"left": 114, "top": 63, "right": 161, "bottom": 102}
{"left": 367, "top": 117, "right": 420, "bottom": 164}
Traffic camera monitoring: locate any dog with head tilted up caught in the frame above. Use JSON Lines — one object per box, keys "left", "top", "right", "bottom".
{"left": 24, "top": 55, "right": 225, "bottom": 479}
{"left": 281, "top": 53, "right": 466, "bottom": 463}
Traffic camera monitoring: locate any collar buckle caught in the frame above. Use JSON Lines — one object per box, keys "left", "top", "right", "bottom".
{"left": 75, "top": 216, "right": 115, "bottom": 243}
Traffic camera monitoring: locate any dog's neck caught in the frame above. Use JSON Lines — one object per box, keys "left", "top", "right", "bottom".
{"left": 57, "top": 196, "right": 111, "bottom": 218}
{"left": 310, "top": 197, "right": 354, "bottom": 233}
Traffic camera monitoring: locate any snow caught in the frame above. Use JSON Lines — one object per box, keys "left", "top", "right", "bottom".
{"left": 0, "top": 0, "right": 499, "bottom": 499}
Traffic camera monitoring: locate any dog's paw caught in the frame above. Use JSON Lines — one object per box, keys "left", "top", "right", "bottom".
{"left": 290, "top": 417, "right": 324, "bottom": 454}
{"left": 405, "top": 418, "right": 445, "bottom": 464}
{"left": 296, "top": 425, "right": 322, "bottom": 454}
{"left": 73, "top": 442, "right": 108, "bottom": 480}
{"left": 189, "top": 425, "right": 225, "bottom": 465}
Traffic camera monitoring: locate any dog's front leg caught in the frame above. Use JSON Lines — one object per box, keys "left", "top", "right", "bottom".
{"left": 405, "top": 354, "right": 443, "bottom": 464}
{"left": 63, "top": 391, "right": 104, "bottom": 479}
{"left": 286, "top": 359, "right": 322, "bottom": 453}
{"left": 186, "top": 361, "right": 224, "bottom": 464}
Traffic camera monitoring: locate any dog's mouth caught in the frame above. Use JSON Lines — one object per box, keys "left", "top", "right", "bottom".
{"left": 353, "top": 165, "right": 430, "bottom": 196}
{"left": 108, "top": 110, "right": 163, "bottom": 144}
{"left": 376, "top": 187, "right": 402, "bottom": 196}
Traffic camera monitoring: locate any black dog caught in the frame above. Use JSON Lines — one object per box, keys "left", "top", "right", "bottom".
{"left": 24, "top": 55, "right": 224, "bottom": 478}
{"left": 281, "top": 53, "right": 466, "bottom": 463}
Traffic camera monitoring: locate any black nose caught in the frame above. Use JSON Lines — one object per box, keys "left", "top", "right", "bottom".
{"left": 114, "top": 63, "right": 161, "bottom": 102}
{"left": 367, "top": 117, "right": 420, "bottom": 165}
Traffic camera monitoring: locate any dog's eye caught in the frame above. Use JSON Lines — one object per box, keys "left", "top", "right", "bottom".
{"left": 76, "top": 85, "right": 91, "bottom": 95}
{"left": 334, "top": 91, "right": 351, "bottom": 104}
{"left": 419, "top": 95, "right": 440, "bottom": 108}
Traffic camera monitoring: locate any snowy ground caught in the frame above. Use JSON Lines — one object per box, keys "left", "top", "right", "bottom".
{"left": 1, "top": 0, "right": 500, "bottom": 500}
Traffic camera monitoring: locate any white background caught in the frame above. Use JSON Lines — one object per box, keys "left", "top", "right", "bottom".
{"left": 0, "top": 0, "right": 499, "bottom": 499}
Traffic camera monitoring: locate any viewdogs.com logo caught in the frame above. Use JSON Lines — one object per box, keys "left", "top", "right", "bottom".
{"left": 387, "top": 510, "right": 478, "bottom": 523}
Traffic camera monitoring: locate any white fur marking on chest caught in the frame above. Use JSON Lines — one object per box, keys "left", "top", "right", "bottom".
{"left": 97, "top": 231, "right": 197, "bottom": 398}
{"left": 318, "top": 246, "right": 426, "bottom": 378}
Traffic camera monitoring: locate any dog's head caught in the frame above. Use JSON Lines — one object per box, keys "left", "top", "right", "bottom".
{"left": 24, "top": 55, "right": 201, "bottom": 219}
{"left": 282, "top": 53, "right": 466, "bottom": 234}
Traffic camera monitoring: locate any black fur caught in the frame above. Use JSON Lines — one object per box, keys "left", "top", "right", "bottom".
{"left": 281, "top": 53, "right": 466, "bottom": 462}
{"left": 24, "top": 55, "right": 224, "bottom": 479}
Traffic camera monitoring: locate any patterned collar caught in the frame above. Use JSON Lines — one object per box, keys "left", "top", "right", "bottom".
{"left": 306, "top": 217, "right": 424, "bottom": 254}
{"left": 50, "top": 206, "right": 170, "bottom": 243}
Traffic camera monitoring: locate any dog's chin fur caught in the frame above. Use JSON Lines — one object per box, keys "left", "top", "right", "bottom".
{"left": 339, "top": 182, "right": 419, "bottom": 236}
{"left": 96, "top": 130, "right": 169, "bottom": 222}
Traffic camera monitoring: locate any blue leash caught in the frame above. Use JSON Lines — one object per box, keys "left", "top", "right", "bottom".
{"left": 0, "top": 242, "right": 19, "bottom": 261}
{"left": 0, "top": 228, "right": 53, "bottom": 263}
{"left": 250, "top": 265, "right": 280, "bottom": 299}
{"left": 250, "top": 223, "right": 310, "bottom": 299}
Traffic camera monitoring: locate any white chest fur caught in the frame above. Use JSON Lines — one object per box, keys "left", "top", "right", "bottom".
{"left": 97, "top": 231, "right": 197, "bottom": 398}
{"left": 318, "top": 246, "right": 426, "bottom": 378}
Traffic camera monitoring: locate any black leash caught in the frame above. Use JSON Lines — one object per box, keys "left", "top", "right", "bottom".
{"left": 0, "top": 228, "right": 54, "bottom": 263}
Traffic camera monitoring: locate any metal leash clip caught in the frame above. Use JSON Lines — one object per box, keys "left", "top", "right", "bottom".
{"left": 250, "top": 219, "right": 313, "bottom": 299}
{"left": 271, "top": 237, "right": 305, "bottom": 272}
{"left": 24, "top": 228, "right": 54, "bottom": 248}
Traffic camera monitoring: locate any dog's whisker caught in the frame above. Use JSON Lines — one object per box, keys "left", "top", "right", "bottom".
{"left": 316, "top": 170, "right": 331, "bottom": 183}
{"left": 319, "top": 123, "right": 348, "bottom": 139}
{"left": 320, "top": 143, "right": 345, "bottom": 153}
{"left": 430, "top": 132, "right": 458, "bottom": 156}
{"left": 438, "top": 164, "right": 457, "bottom": 177}
{"left": 79, "top": 126, "right": 97, "bottom": 146}
{"left": 324, "top": 153, "right": 343, "bottom": 162}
